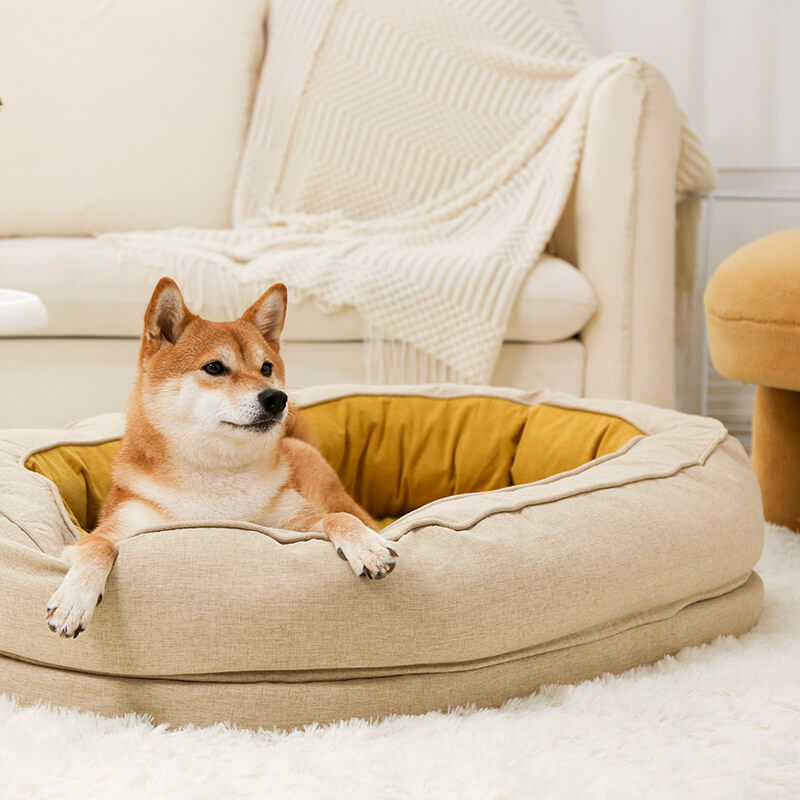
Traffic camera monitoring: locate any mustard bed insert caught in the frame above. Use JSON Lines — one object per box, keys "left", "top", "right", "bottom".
{"left": 26, "top": 396, "right": 642, "bottom": 534}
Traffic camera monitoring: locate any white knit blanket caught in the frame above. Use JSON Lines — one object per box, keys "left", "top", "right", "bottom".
{"left": 103, "top": 0, "right": 712, "bottom": 384}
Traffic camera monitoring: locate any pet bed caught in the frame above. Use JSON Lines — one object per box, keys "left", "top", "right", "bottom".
{"left": 0, "top": 385, "right": 764, "bottom": 730}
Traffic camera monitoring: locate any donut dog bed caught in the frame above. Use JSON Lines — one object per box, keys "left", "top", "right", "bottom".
{"left": 0, "top": 385, "right": 764, "bottom": 730}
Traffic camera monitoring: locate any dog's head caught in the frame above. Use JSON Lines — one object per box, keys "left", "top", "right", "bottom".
{"left": 135, "top": 278, "right": 290, "bottom": 446}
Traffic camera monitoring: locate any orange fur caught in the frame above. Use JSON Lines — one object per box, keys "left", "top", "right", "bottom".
{"left": 46, "top": 279, "right": 398, "bottom": 638}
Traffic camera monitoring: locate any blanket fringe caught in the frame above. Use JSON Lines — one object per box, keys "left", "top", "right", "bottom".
{"left": 363, "top": 324, "right": 463, "bottom": 385}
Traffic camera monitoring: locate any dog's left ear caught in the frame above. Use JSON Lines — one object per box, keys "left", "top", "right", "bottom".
{"left": 241, "top": 283, "right": 287, "bottom": 349}
{"left": 144, "top": 277, "right": 194, "bottom": 346}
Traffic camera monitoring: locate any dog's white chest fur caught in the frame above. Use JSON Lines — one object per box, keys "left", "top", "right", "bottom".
{"left": 128, "top": 458, "right": 297, "bottom": 528}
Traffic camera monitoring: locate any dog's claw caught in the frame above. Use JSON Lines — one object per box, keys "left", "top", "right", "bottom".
{"left": 372, "top": 559, "right": 396, "bottom": 579}
{"left": 46, "top": 569, "right": 105, "bottom": 638}
{"left": 338, "top": 529, "right": 398, "bottom": 581}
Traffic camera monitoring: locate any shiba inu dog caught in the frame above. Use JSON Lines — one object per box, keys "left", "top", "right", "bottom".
{"left": 46, "top": 278, "right": 398, "bottom": 638}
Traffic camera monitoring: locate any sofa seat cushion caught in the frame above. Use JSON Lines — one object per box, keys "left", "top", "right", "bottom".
{"left": 0, "top": 338, "right": 587, "bottom": 429}
{"left": 0, "top": 385, "right": 765, "bottom": 729}
{"left": 704, "top": 228, "right": 800, "bottom": 390}
{"left": 0, "top": 237, "right": 597, "bottom": 344}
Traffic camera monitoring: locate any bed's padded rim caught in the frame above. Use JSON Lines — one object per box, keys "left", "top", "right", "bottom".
{"left": 24, "top": 398, "right": 642, "bottom": 532}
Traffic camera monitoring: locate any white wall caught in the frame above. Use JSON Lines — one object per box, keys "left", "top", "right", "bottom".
{"left": 577, "top": 0, "right": 800, "bottom": 427}
{"left": 576, "top": 0, "right": 800, "bottom": 178}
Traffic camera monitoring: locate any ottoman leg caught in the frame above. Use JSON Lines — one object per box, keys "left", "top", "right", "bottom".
{"left": 752, "top": 385, "right": 800, "bottom": 531}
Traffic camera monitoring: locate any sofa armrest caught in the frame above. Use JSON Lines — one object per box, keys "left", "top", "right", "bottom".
{"left": 550, "top": 61, "right": 683, "bottom": 407}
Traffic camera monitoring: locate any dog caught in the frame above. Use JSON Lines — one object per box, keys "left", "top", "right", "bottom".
{"left": 46, "top": 278, "right": 398, "bottom": 638}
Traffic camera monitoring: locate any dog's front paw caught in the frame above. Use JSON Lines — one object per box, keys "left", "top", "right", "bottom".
{"left": 45, "top": 571, "right": 105, "bottom": 639}
{"left": 336, "top": 530, "right": 398, "bottom": 580}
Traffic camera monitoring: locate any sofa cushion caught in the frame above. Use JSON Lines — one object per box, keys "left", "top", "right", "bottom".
{"left": 0, "top": 0, "right": 268, "bottom": 236}
{"left": 0, "top": 237, "right": 597, "bottom": 343}
{"left": 0, "top": 338, "right": 587, "bottom": 428}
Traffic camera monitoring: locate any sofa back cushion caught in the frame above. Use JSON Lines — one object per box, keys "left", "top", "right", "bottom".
{"left": 0, "top": 0, "right": 268, "bottom": 236}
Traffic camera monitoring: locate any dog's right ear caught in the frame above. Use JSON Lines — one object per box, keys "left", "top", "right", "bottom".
{"left": 143, "top": 278, "right": 194, "bottom": 345}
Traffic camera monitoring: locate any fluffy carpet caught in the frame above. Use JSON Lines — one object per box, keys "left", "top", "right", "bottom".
{"left": 2, "top": 523, "right": 798, "bottom": 799}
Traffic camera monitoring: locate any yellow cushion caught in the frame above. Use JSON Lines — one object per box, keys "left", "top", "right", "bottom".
{"left": 704, "top": 228, "right": 800, "bottom": 389}
{"left": 26, "top": 396, "right": 641, "bottom": 533}
{"left": 303, "top": 396, "right": 640, "bottom": 518}
{"left": 26, "top": 440, "right": 120, "bottom": 532}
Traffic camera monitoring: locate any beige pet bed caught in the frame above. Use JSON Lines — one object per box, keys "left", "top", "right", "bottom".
{"left": 0, "top": 385, "right": 764, "bottom": 730}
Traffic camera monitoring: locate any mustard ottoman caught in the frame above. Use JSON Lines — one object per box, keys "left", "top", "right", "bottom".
{"left": 0, "top": 385, "right": 764, "bottom": 730}
{"left": 705, "top": 228, "right": 800, "bottom": 530}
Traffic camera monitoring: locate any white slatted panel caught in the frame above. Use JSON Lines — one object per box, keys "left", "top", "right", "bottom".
{"left": 706, "top": 363, "right": 755, "bottom": 452}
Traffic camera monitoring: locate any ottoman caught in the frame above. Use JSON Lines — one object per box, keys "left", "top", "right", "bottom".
{"left": 704, "top": 228, "right": 800, "bottom": 530}
{"left": 0, "top": 385, "right": 764, "bottom": 730}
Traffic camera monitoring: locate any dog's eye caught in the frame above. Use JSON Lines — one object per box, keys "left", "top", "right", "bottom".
{"left": 202, "top": 361, "right": 227, "bottom": 376}
{"left": 261, "top": 362, "right": 273, "bottom": 377}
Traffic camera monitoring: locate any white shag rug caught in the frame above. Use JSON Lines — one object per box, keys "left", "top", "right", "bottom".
{"left": 2, "top": 524, "right": 799, "bottom": 800}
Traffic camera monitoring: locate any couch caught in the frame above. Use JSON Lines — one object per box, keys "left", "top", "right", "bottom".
{"left": 0, "top": 2, "right": 694, "bottom": 428}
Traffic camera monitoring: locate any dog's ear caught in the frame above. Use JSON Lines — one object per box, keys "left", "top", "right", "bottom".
{"left": 241, "top": 283, "right": 287, "bottom": 349}
{"left": 144, "top": 278, "right": 194, "bottom": 345}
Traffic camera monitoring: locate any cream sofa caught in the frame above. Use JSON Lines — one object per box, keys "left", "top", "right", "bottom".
{"left": 0, "top": 3, "right": 691, "bottom": 428}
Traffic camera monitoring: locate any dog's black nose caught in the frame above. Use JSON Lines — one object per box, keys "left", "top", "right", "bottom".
{"left": 257, "top": 389, "right": 288, "bottom": 415}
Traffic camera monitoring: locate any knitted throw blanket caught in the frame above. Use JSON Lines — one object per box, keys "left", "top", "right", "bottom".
{"left": 103, "top": 0, "right": 713, "bottom": 384}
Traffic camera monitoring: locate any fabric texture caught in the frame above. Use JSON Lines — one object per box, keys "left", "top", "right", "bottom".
{"left": 100, "top": 0, "right": 713, "bottom": 384}
{"left": 704, "top": 228, "right": 800, "bottom": 530}
{"left": 0, "top": 385, "right": 764, "bottom": 729}
{"left": 25, "top": 441, "right": 120, "bottom": 533}
{"left": 0, "top": 574, "right": 762, "bottom": 731}
{"left": 0, "top": 0, "right": 268, "bottom": 236}
{"left": 0, "top": 237, "right": 596, "bottom": 343}
{"left": 705, "top": 228, "right": 800, "bottom": 390}
{"left": 301, "top": 398, "right": 640, "bottom": 515}
{"left": 752, "top": 386, "right": 800, "bottom": 532}
{"left": 551, "top": 62, "right": 690, "bottom": 406}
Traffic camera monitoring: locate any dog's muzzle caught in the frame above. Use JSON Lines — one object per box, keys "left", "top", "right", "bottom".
{"left": 222, "top": 390, "right": 288, "bottom": 433}
{"left": 257, "top": 389, "right": 288, "bottom": 416}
